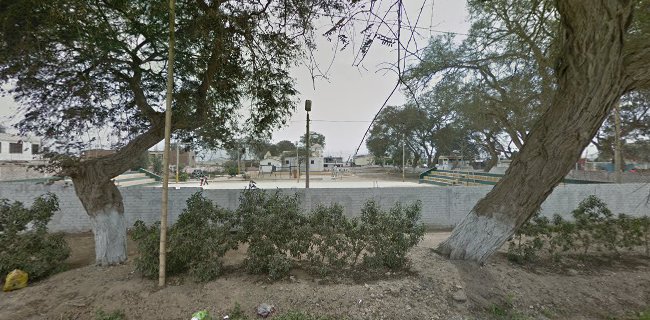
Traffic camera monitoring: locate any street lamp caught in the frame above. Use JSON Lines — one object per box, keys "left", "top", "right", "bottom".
{"left": 305, "top": 100, "right": 312, "bottom": 189}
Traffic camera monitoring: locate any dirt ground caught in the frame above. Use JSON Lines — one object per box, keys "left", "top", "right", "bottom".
{"left": 1, "top": 233, "right": 649, "bottom": 320}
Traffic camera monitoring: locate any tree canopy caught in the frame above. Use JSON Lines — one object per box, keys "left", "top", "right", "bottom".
{"left": 300, "top": 131, "right": 326, "bottom": 149}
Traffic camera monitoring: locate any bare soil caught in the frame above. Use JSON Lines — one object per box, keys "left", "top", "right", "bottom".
{"left": 1, "top": 233, "right": 649, "bottom": 320}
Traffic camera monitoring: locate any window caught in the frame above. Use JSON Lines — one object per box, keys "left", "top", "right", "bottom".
{"left": 285, "top": 160, "right": 289, "bottom": 164}
{"left": 310, "top": 160, "right": 314, "bottom": 164}
{"left": 9, "top": 142, "right": 22, "bottom": 154}
{"left": 32, "top": 144, "right": 40, "bottom": 154}
{"left": 267, "top": 162, "right": 271, "bottom": 165}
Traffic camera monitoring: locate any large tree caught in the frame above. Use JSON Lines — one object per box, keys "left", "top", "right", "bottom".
{"left": 432, "top": 0, "right": 650, "bottom": 262}
{"left": 593, "top": 90, "right": 650, "bottom": 162}
{"left": 0, "top": 0, "right": 358, "bottom": 265}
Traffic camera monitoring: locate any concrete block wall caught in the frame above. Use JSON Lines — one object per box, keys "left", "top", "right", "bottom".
{"left": 0, "top": 181, "right": 648, "bottom": 233}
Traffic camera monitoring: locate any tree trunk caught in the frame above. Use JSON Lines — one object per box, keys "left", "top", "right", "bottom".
{"left": 73, "top": 173, "right": 127, "bottom": 266}
{"left": 64, "top": 127, "right": 165, "bottom": 265}
{"left": 437, "top": 0, "right": 633, "bottom": 263}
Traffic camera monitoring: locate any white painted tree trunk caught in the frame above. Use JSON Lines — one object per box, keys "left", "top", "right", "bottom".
{"left": 437, "top": 0, "right": 634, "bottom": 264}
{"left": 437, "top": 211, "right": 515, "bottom": 263}
{"left": 89, "top": 207, "right": 127, "bottom": 266}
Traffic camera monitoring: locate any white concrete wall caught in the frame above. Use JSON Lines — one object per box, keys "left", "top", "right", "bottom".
{"left": 0, "top": 182, "right": 648, "bottom": 233}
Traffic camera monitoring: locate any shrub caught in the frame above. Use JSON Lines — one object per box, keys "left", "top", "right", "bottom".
{"left": 305, "top": 200, "right": 425, "bottom": 272}
{"left": 306, "top": 204, "right": 362, "bottom": 271}
{"left": 0, "top": 193, "right": 70, "bottom": 281}
{"left": 131, "top": 192, "right": 237, "bottom": 282}
{"left": 506, "top": 212, "right": 550, "bottom": 263}
{"left": 572, "top": 195, "right": 618, "bottom": 253}
{"left": 236, "top": 187, "right": 310, "bottom": 279}
{"left": 507, "top": 195, "right": 650, "bottom": 264}
{"left": 358, "top": 200, "right": 425, "bottom": 269}
{"left": 132, "top": 187, "right": 425, "bottom": 281}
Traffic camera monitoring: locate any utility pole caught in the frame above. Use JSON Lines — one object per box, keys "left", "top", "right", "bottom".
{"left": 402, "top": 133, "right": 405, "bottom": 182}
{"left": 159, "top": 0, "right": 175, "bottom": 288}
{"left": 305, "top": 100, "right": 312, "bottom": 188}
{"left": 614, "top": 101, "right": 623, "bottom": 183}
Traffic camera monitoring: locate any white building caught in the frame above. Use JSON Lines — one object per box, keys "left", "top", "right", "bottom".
{"left": 281, "top": 144, "right": 325, "bottom": 172}
{"left": 353, "top": 154, "right": 374, "bottom": 166}
{"left": 0, "top": 133, "right": 42, "bottom": 161}
{"left": 259, "top": 151, "right": 283, "bottom": 173}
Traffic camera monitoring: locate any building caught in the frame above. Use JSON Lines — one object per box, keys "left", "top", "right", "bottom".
{"left": 149, "top": 148, "right": 196, "bottom": 168}
{"left": 353, "top": 154, "right": 374, "bottom": 166}
{"left": 324, "top": 156, "right": 348, "bottom": 170}
{"left": 280, "top": 144, "right": 325, "bottom": 172}
{"left": 0, "top": 133, "right": 42, "bottom": 161}
{"left": 259, "top": 151, "right": 282, "bottom": 173}
{"left": 437, "top": 155, "right": 473, "bottom": 170}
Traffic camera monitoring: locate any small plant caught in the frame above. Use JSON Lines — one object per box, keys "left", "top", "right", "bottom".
{"left": 507, "top": 195, "right": 650, "bottom": 264}
{"left": 95, "top": 309, "right": 126, "bottom": 320}
{"left": 572, "top": 195, "right": 618, "bottom": 254}
{"left": 0, "top": 193, "right": 70, "bottom": 281}
{"left": 506, "top": 211, "right": 549, "bottom": 263}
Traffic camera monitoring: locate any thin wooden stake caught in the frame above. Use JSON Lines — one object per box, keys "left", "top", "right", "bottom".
{"left": 159, "top": 0, "right": 176, "bottom": 288}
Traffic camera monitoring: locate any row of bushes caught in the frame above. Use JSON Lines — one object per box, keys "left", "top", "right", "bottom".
{"left": 0, "top": 193, "right": 70, "bottom": 281}
{"left": 131, "top": 185, "right": 425, "bottom": 281}
{"left": 507, "top": 195, "right": 650, "bottom": 263}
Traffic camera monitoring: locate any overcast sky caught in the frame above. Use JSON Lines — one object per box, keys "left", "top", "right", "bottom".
{"left": 274, "top": 1, "right": 470, "bottom": 158}
{"left": 0, "top": 1, "right": 470, "bottom": 159}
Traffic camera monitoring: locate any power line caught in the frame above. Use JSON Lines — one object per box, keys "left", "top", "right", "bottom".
{"left": 290, "top": 119, "right": 373, "bottom": 123}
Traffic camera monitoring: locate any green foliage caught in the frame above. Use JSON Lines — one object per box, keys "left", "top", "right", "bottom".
{"left": 306, "top": 204, "right": 362, "bottom": 271}
{"left": 95, "top": 309, "right": 126, "bottom": 320}
{"left": 358, "top": 200, "right": 425, "bottom": 269}
{"left": 130, "top": 150, "right": 150, "bottom": 171}
{"left": 131, "top": 187, "right": 425, "bottom": 281}
{"left": 151, "top": 156, "right": 163, "bottom": 175}
{"left": 507, "top": 196, "right": 650, "bottom": 263}
{"left": 236, "top": 188, "right": 310, "bottom": 279}
{"left": 0, "top": 194, "right": 70, "bottom": 281}
{"left": 300, "top": 131, "right": 326, "bottom": 149}
{"left": 131, "top": 193, "right": 237, "bottom": 282}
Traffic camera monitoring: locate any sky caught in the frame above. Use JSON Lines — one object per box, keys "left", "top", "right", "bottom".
{"left": 0, "top": 1, "right": 470, "bottom": 160}
{"left": 273, "top": 1, "right": 470, "bottom": 158}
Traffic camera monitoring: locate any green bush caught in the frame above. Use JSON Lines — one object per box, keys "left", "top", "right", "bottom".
{"left": 507, "top": 195, "right": 650, "bottom": 264}
{"left": 0, "top": 193, "right": 70, "bottom": 281}
{"left": 358, "top": 200, "right": 425, "bottom": 269}
{"left": 236, "top": 187, "right": 311, "bottom": 279}
{"left": 131, "top": 192, "right": 237, "bottom": 282}
{"left": 132, "top": 187, "right": 425, "bottom": 281}
{"left": 306, "top": 204, "right": 362, "bottom": 271}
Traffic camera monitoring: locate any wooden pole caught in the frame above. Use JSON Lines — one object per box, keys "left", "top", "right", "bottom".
{"left": 159, "top": 0, "right": 175, "bottom": 288}
{"left": 614, "top": 101, "right": 623, "bottom": 183}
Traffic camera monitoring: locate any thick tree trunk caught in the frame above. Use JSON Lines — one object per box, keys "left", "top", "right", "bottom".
{"left": 437, "top": 0, "right": 634, "bottom": 263}
{"left": 73, "top": 174, "right": 127, "bottom": 265}
{"left": 63, "top": 127, "right": 165, "bottom": 265}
